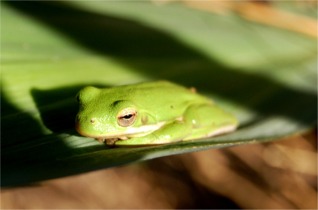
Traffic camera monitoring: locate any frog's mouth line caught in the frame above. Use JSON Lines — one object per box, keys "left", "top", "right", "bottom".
{"left": 76, "top": 121, "right": 166, "bottom": 145}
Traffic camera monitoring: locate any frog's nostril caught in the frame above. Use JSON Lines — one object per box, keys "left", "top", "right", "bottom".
{"left": 90, "top": 118, "right": 96, "bottom": 124}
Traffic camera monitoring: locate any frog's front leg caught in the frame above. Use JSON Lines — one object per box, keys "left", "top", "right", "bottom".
{"left": 114, "top": 118, "right": 193, "bottom": 146}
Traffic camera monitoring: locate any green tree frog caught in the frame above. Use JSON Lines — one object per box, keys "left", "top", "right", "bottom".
{"left": 75, "top": 81, "right": 238, "bottom": 146}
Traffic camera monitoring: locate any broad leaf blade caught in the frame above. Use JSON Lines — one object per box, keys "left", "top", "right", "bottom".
{"left": 1, "top": 1, "right": 317, "bottom": 186}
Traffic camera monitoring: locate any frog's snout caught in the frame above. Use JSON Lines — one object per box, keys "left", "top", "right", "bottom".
{"left": 75, "top": 114, "right": 100, "bottom": 137}
{"left": 75, "top": 120, "right": 90, "bottom": 138}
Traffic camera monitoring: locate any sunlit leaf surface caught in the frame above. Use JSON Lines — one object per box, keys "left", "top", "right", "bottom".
{"left": 1, "top": 1, "right": 317, "bottom": 186}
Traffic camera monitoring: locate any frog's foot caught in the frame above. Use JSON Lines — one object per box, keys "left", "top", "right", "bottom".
{"left": 105, "top": 138, "right": 118, "bottom": 146}
{"left": 96, "top": 136, "right": 129, "bottom": 146}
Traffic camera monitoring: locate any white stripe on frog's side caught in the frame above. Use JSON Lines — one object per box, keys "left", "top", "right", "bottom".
{"left": 182, "top": 124, "right": 238, "bottom": 141}
{"left": 123, "top": 121, "right": 166, "bottom": 137}
{"left": 206, "top": 124, "right": 238, "bottom": 137}
{"left": 84, "top": 121, "right": 167, "bottom": 140}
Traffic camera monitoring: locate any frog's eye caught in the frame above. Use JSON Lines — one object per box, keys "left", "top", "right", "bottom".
{"left": 117, "top": 108, "right": 137, "bottom": 127}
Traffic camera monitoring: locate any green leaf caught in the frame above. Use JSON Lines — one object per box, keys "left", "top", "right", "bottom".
{"left": 1, "top": 1, "right": 317, "bottom": 186}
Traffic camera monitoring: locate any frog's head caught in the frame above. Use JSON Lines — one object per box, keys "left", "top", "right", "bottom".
{"left": 75, "top": 86, "right": 158, "bottom": 142}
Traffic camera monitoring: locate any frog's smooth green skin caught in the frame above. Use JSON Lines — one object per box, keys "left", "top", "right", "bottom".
{"left": 75, "top": 81, "right": 238, "bottom": 146}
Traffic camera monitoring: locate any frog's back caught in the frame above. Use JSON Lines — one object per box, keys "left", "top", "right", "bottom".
{"left": 121, "top": 81, "right": 208, "bottom": 101}
{"left": 97, "top": 81, "right": 212, "bottom": 121}
{"left": 120, "top": 81, "right": 209, "bottom": 106}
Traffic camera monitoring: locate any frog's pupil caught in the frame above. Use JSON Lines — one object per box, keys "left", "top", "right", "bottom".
{"left": 123, "top": 114, "right": 133, "bottom": 119}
